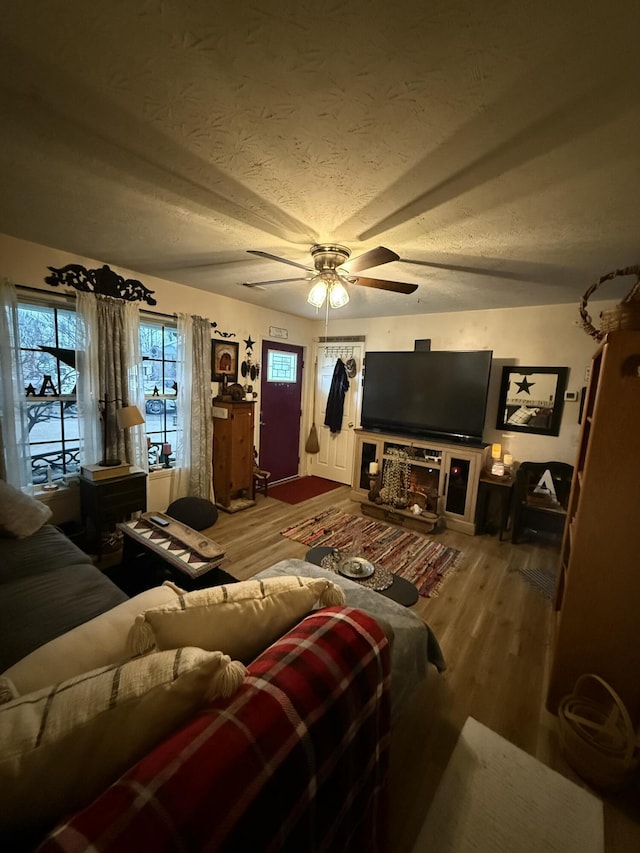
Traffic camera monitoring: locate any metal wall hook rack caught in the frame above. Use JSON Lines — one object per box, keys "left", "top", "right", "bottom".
{"left": 324, "top": 345, "right": 355, "bottom": 359}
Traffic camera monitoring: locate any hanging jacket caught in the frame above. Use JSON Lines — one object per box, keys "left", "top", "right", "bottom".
{"left": 324, "top": 358, "right": 350, "bottom": 433}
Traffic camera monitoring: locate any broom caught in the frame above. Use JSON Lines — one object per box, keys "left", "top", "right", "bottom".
{"left": 305, "top": 357, "right": 320, "bottom": 454}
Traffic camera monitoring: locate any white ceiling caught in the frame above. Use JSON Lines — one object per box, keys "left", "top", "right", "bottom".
{"left": 1, "top": 1, "right": 638, "bottom": 320}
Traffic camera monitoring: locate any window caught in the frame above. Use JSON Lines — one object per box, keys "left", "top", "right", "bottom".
{"left": 15, "top": 302, "right": 180, "bottom": 484}
{"left": 17, "top": 300, "right": 79, "bottom": 485}
{"left": 140, "top": 320, "right": 178, "bottom": 462}
{"left": 267, "top": 349, "right": 297, "bottom": 383}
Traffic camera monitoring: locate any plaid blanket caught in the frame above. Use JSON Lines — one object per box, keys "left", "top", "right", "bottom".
{"left": 38, "top": 607, "right": 391, "bottom": 852}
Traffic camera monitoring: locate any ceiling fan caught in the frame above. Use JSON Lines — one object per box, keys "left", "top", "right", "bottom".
{"left": 242, "top": 244, "right": 418, "bottom": 308}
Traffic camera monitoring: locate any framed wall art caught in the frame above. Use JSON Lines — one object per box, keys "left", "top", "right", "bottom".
{"left": 496, "top": 366, "right": 569, "bottom": 436}
{"left": 211, "top": 340, "right": 239, "bottom": 383}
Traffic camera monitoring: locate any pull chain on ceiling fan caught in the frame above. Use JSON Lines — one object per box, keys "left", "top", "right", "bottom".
{"left": 243, "top": 244, "right": 418, "bottom": 308}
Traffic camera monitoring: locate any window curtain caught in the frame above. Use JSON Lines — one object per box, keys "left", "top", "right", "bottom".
{"left": 76, "top": 293, "right": 146, "bottom": 471}
{"left": 75, "top": 292, "right": 101, "bottom": 469}
{"left": 0, "top": 278, "right": 32, "bottom": 487}
{"left": 122, "top": 300, "right": 147, "bottom": 472}
{"left": 171, "top": 314, "right": 213, "bottom": 501}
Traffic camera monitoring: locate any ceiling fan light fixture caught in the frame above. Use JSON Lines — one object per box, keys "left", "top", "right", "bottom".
{"left": 307, "top": 278, "right": 328, "bottom": 308}
{"left": 329, "top": 279, "right": 349, "bottom": 308}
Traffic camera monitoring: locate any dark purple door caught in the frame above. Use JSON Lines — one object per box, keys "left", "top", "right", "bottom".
{"left": 259, "top": 341, "right": 303, "bottom": 483}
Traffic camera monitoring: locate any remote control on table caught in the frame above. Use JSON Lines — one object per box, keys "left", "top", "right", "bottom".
{"left": 149, "top": 515, "right": 170, "bottom": 527}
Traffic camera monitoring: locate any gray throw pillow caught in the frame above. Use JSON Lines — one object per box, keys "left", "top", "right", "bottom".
{"left": 0, "top": 480, "right": 52, "bottom": 538}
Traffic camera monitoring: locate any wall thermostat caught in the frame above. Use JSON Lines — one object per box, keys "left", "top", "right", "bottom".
{"left": 564, "top": 390, "right": 579, "bottom": 402}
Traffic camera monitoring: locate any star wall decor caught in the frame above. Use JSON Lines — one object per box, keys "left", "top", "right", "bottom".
{"left": 515, "top": 377, "right": 535, "bottom": 394}
{"left": 244, "top": 336, "right": 255, "bottom": 351}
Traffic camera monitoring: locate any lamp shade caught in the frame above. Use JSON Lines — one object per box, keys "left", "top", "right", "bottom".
{"left": 307, "top": 279, "right": 327, "bottom": 308}
{"left": 116, "top": 405, "right": 145, "bottom": 429}
{"left": 329, "top": 280, "right": 349, "bottom": 308}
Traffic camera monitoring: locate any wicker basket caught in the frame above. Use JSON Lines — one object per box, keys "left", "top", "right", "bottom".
{"left": 579, "top": 265, "right": 640, "bottom": 340}
{"left": 558, "top": 674, "right": 639, "bottom": 791}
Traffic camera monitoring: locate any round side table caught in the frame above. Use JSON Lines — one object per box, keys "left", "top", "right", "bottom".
{"left": 305, "top": 546, "right": 419, "bottom": 607}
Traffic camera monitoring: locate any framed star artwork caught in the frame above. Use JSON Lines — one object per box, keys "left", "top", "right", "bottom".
{"left": 496, "top": 366, "right": 569, "bottom": 436}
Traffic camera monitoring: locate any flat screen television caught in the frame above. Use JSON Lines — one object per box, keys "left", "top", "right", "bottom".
{"left": 361, "top": 349, "right": 493, "bottom": 444}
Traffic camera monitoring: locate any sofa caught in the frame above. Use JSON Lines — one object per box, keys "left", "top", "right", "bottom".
{"left": 0, "top": 510, "right": 442, "bottom": 851}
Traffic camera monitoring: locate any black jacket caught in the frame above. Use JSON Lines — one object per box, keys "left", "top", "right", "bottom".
{"left": 324, "top": 358, "right": 350, "bottom": 433}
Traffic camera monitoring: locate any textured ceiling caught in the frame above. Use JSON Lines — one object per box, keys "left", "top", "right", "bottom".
{"left": 1, "top": 0, "right": 638, "bottom": 319}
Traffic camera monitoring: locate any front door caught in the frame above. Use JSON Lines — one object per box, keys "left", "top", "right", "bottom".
{"left": 310, "top": 343, "right": 364, "bottom": 484}
{"left": 259, "top": 340, "right": 304, "bottom": 483}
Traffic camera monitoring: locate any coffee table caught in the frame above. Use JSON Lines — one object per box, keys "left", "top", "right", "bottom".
{"left": 305, "top": 546, "right": 419, "bottom": 607}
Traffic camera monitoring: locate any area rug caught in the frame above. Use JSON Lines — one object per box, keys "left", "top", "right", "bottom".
{"left": 412, "top": 716, "right": 604, "bottom": 853}
{"left": 280, "top": 508, "right": 461, "bottom": 597}
{"left": 517, "top": 565, "right": 557, "bottom": 600}
{"left": 269, "top": 476, "right": 342, "bottom": 504}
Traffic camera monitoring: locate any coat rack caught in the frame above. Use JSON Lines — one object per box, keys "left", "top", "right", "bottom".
{"left": 324, "top": 345, "right": 355, "bottom": 359}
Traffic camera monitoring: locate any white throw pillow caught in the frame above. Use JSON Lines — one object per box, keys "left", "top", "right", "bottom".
{"left": 3, "top": 581, "right": 185, "bottom": 695}
{"left": 0, "top": 480, "right": 52, "bottom": 538}
{"left": 0, "top": 646, "right": 246, "bottom": 833}
{"left": 506, "top": 405, "right": 536, "bottom": 425}
{"left": 128, "top": 575, "right": 346, "bottom": 663}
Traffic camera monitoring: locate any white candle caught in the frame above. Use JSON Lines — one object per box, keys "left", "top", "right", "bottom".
{"left": 503, "top": 453, "right": 513, "bottom": 467}
{"left": 47, "top": 465, "right": 53, "bottom": 485}
{"left": 491, "top": 443, "right": 502, "bottom": 460}
{"left": 368, "top": 461, "right": 379, "bottom": 475}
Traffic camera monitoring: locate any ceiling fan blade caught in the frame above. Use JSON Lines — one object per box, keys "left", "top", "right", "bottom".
{"left": 247, "top": 250, "right": 312, "bottom": 272}
{"left": 243, "top": 276, "right": 310, "bottom": 288}
{"left": 341, "top": 246, "right": 399, "bottom": 274}
{"left": 353, "top": 276, "right": 418, "bottom": 294}
{"left": 399, "top": 258, "right": 532, "bottom": 282}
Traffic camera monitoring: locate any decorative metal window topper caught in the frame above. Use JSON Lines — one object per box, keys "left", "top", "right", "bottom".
{"left": 45, "top": 263, "right": 157, "bottom": 305}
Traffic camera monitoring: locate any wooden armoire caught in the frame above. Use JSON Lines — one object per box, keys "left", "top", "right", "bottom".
{"left": 547, "top": 331, "right": 640, "bottom": 721}
{"left": 212, "top": 400, "right": 255, "bottom": 510}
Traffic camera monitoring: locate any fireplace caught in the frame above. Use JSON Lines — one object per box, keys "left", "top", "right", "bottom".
{"left": 408, "top": 465, "right": 440, "bottom": 513}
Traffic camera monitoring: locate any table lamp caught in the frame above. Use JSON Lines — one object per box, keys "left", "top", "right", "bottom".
{"left": 98, "top": 404, "right": 144, "bottom": 467}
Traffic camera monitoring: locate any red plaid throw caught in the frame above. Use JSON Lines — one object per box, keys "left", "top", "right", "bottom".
{"left": 38, "top": 606, "right": 391, "bottom": 852}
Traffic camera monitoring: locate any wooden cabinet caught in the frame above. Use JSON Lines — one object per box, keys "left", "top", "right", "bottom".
{"left": 351, "top": 429, "right": 485, "bottom": 535}
{"left": 79, "top": 470, "right": 147, "bottom": 558}
{"left": 547, "top": 331, "right": 640, "bottom": 721}
{"left": 212, "top": 400, "right": 256, "bottom": 510}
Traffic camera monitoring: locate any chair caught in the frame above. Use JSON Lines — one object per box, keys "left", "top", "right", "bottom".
{"left": 511, "top": 461, "right": 574, "bottom": 544}
{"left": 253, "top": 447, "right": 271, "bottom": 498}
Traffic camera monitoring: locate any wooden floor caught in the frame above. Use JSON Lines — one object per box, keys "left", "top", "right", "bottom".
{"left": 207, "top": 485, "right": 640, "bottom": 853}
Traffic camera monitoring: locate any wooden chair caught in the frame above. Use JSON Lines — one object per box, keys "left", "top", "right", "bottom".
{"left": 511, "top": 461, "right": 574, "bottom": 544}
{"left": 253, "top": 448, "right": 270, "bottom": 498}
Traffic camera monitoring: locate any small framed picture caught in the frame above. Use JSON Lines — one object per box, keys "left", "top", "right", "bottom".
{"left": 496, "top": 366, "right": 569, "bottom": 436}
{"left": 211, "top": 340, "right": 239, "bottom": 382}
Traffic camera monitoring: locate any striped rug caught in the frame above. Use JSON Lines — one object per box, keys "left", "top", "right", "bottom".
{"left": 281, "top": 508, "right": 462, "bottom": 597}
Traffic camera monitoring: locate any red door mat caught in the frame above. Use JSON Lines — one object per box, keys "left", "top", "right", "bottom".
{"left": 269, "top": 476, "right": 342, "bottom": 505}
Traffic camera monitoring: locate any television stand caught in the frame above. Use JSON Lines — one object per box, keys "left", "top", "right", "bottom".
{"left": 361, "top": 501, "right": 440, "bottom": 534}
{"left": 351, "top": 429, "right": 487, "bottom": 535}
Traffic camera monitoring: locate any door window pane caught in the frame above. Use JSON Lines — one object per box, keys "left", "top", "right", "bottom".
{"left": 267, "top": 350, "right": 297, "bottom": 383}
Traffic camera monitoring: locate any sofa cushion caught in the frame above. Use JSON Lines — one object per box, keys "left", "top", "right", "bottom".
{"left": 0, "top": 479, "right": 52, "bottom": 538}
{"left": 3, "top": 581, "right": 185, "bottom": 695}
{"left": 128, "top": 575, "right": 346, "bottom": 663}
{"left": 39, "top": 608, "right": 391, "bottom": 853}
{"left": 0, "top": 646, "right": 246, "bottom": 834}
{"left": 0, "top": 524, "right": 129, "bottom": 672}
